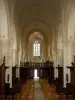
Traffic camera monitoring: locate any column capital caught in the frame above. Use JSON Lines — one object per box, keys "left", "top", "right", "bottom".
{"left": 12, "top": 49, "right": 17, "bottom": 51}
{"left": 67, "top": 39, "right": 75, "bottom": 46}
{"left": 57, "top": 49, "right": 62, "bottom": 53}
{"left": 1, "top": 39, "right": 9, "bottom": 42}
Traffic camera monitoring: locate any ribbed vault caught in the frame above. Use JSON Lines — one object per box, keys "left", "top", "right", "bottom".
{"left": 12, "top": 0, "right": 61, "bottom": 39}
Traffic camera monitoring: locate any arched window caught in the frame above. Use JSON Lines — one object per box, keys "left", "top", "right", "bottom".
{"left": 33, "top": 40, "right": 40, "bottom": 56}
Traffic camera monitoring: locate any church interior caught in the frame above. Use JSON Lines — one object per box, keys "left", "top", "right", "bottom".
{"left": 1, "top": 0, "right": 75, "bottom": 100}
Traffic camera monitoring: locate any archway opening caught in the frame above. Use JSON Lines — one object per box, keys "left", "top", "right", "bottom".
{"left": 28, "top": 31, "right": 45, "bottom": 62}
{"left": 34, "top": 69, "right": 39, "bottom": 79}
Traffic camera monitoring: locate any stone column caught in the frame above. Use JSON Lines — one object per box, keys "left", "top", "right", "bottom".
{"left": 1, "top": 40, "right": 9, "bottom": 65}
{"left": 53, "top": 54, "right": 57, "bottom": 79}
{"left": 12, "top": 49, "right": 17, "bottom": 66}
{"left": 57, "top": 49, "right": 63, "bottom": 65}
{"left": 25, "top": 42, "right": 28, "bottom": 61}
{"left": 52, "top": 35, "right": 57, "bottom": 79}
{"left": 57, "top": 42, "right": 63, "bottom": 78}
{"left": 63, "top": 42, "right": 68, "bottom": 87}
{"left": 48, "top": 43, "right": 51, "bottom": 60}
{"left": 8, "top": 40, "right": 13, "bottom": 88}
{"left": 16, "top": 50, "right": 20, "bottom": 78}
{"left": 67, "top": 40, "right": 74, "bottom": 83}
{"left": 1, "top": 40, "right": 9, "bottom": 85}
{"left": 0, "top": 39, "right": 2, "bottom": 65}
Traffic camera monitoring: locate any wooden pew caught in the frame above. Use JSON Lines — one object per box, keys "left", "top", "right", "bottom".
{"left": 20, "top": 79, "right": 34, "bottom": 100}
{"left": 8, "top": 66, "right": 20, "bottom": 99}
{"left": 7, "top": 95, "right": 12, "bottom": 100}
{"left": 0, "top": 65, "right": 5, "bottom": 94}
{"left": 20, "top": 67, "right": 29, "bottom": 85}
{"left": 0, "top": 56, "right": 9, "bottom": 93}
{"left": 40, "top": 79, "right": 59, "bottom": 100}
{"left": 53, "top": 65, "right": 67, "bottom": 94}
{"left": 0, "top": 56, "right": 11, "bottom": 99}
{"left": 5, "top": 66, "right": 20, "bottom": 98}
{"left": 65, "top": 57, "right": 75, "bottom": 98}
{"left": 0, "top": 56, "right": 6, "bottom": 95}
{"left": 66, "top": 66, "right": 75, "bottom": 98}
{"left": 0, "top": 95, "right": 5, "bottom": 100}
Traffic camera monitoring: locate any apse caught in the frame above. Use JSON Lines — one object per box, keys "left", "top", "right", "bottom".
{"left": 28, "top": 31, "right": 46, "bottom": 62}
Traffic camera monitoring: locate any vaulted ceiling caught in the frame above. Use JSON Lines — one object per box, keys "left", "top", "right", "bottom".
{"left": 8, "top": 0, "right": 62, "bottom": 41}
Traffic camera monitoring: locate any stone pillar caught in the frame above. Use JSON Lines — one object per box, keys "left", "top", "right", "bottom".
{"left": 53, "top": 54, "right": 57, "bottom": 79}
{"left": 8, "top": 40, "right": 13, "bottom": 88}
{"left": 60, "top": 0, "right": 72, "bottom": 88}
{"left": 9, "top": 67, "right": 12, "bottom": 88}
{"left": 19, "top": 51, "right": 22, "bottom": 64}
{"left": 1, "top": 40, "right": 10, "bottom": 85}
{"left": 25, "top": 42, "right": 28, "bottom": 61}
{"left": 67, "top": 40, "right": 74, "bottom": 83}
{"left": 63, "top": 42, "right": 68, "bottom": 87}
{"left": 52, "top": 52, "right": 57, "bottom": 79}
{"left": 52, "top": 35, "right": 57, "bottom": 79}
{"left": 16, "top": 50, "right": 20, "bottom": 78}
{"left": 12, "top": 49, "right": 20, "bottom": 78}
{"left": 1, "top": 40, "right": 9, "bottom": 65}
{"left": 16, "top": 67, "right": 20, "bottom": 78}
{"left": 57, "top": 49, "right": 63, "bottom": 65}
{"left": 0, "top": 39, "right": 2, "bottom": 65}
{"left": 48, "top": 43, "right": 51, "bottom": 60}
{"left": 12, "top": 49, "right": 17, "bottom": 66}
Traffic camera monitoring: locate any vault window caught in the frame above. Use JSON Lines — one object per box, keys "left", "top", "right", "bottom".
{"left": 33, "top": 40, "right": 40, "bottom": 56}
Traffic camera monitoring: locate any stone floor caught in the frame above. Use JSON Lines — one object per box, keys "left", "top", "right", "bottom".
{"left": 34, "top": 78, "right": 45, "bottom": 100}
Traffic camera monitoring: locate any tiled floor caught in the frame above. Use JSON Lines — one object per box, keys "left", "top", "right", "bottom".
{"left": 34, "top": 78, "right": 45, "bottom": 100}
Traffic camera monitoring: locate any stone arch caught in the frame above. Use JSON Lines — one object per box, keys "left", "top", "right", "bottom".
{"left": 22, "top": 19, "right": 50, "bottom": 46}
{"left": 65, "top": 1, "right": 75, "bottom": 85}
{"left": 0, "top": 0, "right": 9, "bottom": 64}
{"left": 0, "top": 0, "right": 13, "bottom": 87}
{"left": 26, "top": 28, "right": 48, "bottom": 43}
{"left": 27, "top": 31, "right": 46, "bottom": 62}
{"left": 23, "top": 28, "right": 49, "bottom": 61}
{"left": 21, "top": 19, "right": 51, "bottom": 61}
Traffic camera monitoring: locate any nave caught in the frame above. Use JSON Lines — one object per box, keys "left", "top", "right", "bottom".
{"left": 34, "top": 78, "right": 45, "bottom": 100}
{"left": 0, "top": 59, "right": 75, "bottom": 100}
{"left": 1, "top": 0, "right": 75, "bottom": 99}
{"left": 1, "top": 78, "right": 74, "bottom": 100}
{"left": 20, "top": 78, "right": 75, "bottom": 100}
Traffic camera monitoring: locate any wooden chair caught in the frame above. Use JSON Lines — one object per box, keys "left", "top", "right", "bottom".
{"left": 14, "top": 93, "right": 20, "bottom": 100}
{"left": 0, "top": 95, "right": 5, "bottom": 100}
{"left": 7, "top": 95, "right": 12, "bottom": 100}
{"left": 68, "top": 95, "right": 73, "bottom": 100}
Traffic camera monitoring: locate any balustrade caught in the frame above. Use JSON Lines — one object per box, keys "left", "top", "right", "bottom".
{"left": 20, "top": 60, "right": 53, "bottom": 68}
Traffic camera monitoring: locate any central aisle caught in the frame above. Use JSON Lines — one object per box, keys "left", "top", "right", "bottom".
{"left": 34, "top": 78, "right": 45, "bottom": 100}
